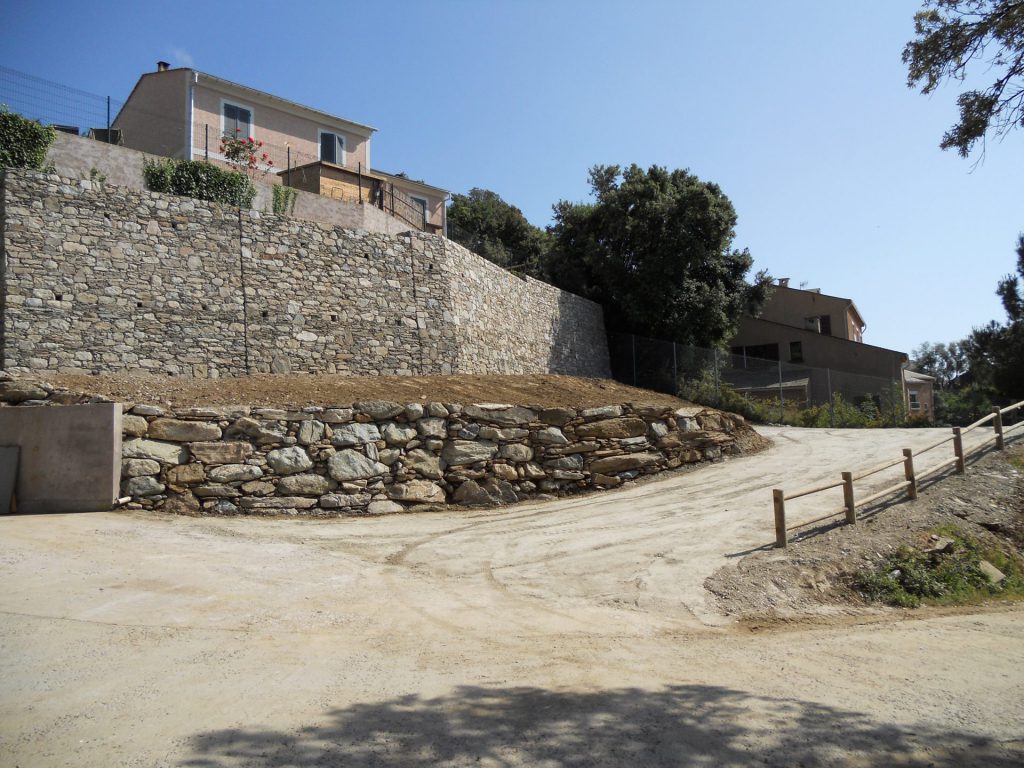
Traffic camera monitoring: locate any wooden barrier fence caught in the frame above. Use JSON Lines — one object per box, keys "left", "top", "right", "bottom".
{"left": 772, "top": 399, "right": 1024, "bottom": 548}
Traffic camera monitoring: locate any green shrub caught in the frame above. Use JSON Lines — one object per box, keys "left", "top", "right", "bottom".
{"left": 0, "top": 106, "right": 56, "bottom": 170}
{"left": 143, "top": 157, "right": 255, "bottom": 207}
{"left": 680, "top": 374, "right": 926, "bottom": 429}
{"left": 853, "top": 528, "right": 1024, "bottom": 607}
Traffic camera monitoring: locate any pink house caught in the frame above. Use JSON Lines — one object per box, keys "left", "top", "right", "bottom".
{"left": 113, "top": 62, "right": 448, "bottom": 233}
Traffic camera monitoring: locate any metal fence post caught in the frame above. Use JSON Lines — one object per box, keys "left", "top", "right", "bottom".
{"left": 713, "top": 349, "right": 720, "bottom": 404}
{"left": 631, "top": 334, "right": 637, "bottom": 386}
{"left": 827, "top": 368, "right": 835, "bottom": 428}
{"left": 672, "top": 342, "right": 677, "bottom": 387}
{"left": 952, "top": 427, "right": 965, "bottom": 474}
{"left": 773, "top": 489, "right": 787, "bottom": 548}
{"left": 777, "top": 359, "right": 784, "bottom": 423}
{"left": 993, "top": 407, "right": 1004, "bottom": 450}
{"left": 106, "top": 95, "right": 110, "bottom": 142}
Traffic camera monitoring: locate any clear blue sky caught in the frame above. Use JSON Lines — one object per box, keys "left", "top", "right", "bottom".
{"left": 2, "top": 0, "right": 1021, "bottom": 354}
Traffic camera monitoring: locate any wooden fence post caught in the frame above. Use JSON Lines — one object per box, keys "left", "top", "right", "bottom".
{"left": 773, "top": 489, "right": 787, "bottom": 548}
{"left": 903, "top": 449, "right": 917, "bottom": 500}
{"left": 993, "top": 407, "right": 1004, "bottom": 450}
{"left": 952, "top": 427, "right": 965, "bottom": 474}
{"left": 842, "top": 471, "right": 856, "bottom": 524}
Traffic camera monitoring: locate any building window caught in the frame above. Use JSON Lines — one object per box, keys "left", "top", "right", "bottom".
{"left": 410, "top": 195, "right": 428, "bottom": 224}
{"left": 319, "top": 130, "right": 345, "bottom": 165}
{"left": 789, "top": 341, "right": 803, "bottom": 363}
{"left": 908, "top": 391, "right": 921, "bottom": 410}
{"left": 222, "top": 102, "right": 252, "bottom": 138}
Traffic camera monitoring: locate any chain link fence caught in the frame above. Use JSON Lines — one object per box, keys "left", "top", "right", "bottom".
{"left": 609, "top": 332, "right": 919, "bottom": 428}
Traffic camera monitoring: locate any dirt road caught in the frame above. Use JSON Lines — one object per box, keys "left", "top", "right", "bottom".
{"left": 1, "top": 427, "right": 1021, "bottom": 766}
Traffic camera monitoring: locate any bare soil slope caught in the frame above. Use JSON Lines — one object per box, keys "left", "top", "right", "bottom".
{"left": 41, "top": 372, "right": 690, "bottom": 409}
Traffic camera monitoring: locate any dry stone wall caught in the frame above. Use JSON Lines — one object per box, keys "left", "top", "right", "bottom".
{"left": 1, "top": 375, "right": 757, "bottom": 515}
{"left": 1, "top": 170, "right": 609, "bottom": 378}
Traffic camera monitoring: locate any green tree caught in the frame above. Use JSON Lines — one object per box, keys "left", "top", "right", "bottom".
{"left": 903, "top": 0, "right": 1024, "bottom": 157}
{"left": 910, "top": 340, "right": 969, "bottom": 388}
{"left": 546, "top": 164, "right": 771, "bottom": 347}
{"left": 966, "top": 234, "right": 1024, "bottom": 396}
{"left": 446, "top": 188, "right": 548, "bottom": 278}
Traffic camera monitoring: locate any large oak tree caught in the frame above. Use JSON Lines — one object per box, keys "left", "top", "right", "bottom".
{"left": 545, "top": 164, "right": 771, "bottom": 347}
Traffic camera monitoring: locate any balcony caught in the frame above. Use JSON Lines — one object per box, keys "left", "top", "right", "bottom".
{"left": 280, "top": 161, "right": 441, "bottom": 234}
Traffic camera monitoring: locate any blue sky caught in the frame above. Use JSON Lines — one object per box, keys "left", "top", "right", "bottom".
{"left": 2, "top": 0, "right": 1021, "bottom": 354}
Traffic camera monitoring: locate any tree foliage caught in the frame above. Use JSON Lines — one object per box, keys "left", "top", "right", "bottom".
{"left": 546, "top": 164, "right": 771, "bottom": 347}
{"left": 910, "top": 340, "right": 968, "bottom": 388}
{"left": 446, "top": 188, "right": 548, "bottom": 278}
{"left": 966, "top": 234, "right": 1024, "bottom": 396}
{"left": 914, "top": 234, "right": 1024, "bottom": 422}
{"left": 903, "top": 0, "right": 1024, "bottom": 157}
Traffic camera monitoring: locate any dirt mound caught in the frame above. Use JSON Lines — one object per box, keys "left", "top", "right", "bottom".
{"left": 37, "top": 373, "right": 691, "bottom": 410}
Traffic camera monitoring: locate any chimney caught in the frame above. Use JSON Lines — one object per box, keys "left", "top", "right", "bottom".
{"left": 777, "top": 278, "right": 789, "bottom": 287}
{"left": 157, "top": 61, "right": 170, "bottom": 72}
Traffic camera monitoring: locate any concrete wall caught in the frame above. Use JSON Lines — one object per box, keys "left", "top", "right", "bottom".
{"left": 757, "top": 286, "right": 861, "bottom": 341}
{"left": 0, "top": 401, "right": 121, "bottom": 513}
{"left": 1, "top": 170, "right": 610, "bottom": 379}
{"left": 111, "top": 69, "right": 190, "bottom": 159}
{"left": 1, "top": 380, "right": 756, "bottom": 516}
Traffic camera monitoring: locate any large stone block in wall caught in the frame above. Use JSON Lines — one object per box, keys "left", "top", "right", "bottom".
{"left": 122, "top": 439, "right": 187, "bottom": 465}
{"left": 188, "top": 442, "right": 254, "bottom": 465}
{"left": 328, "top": 450, "right": 389, "bottom": 482}
{"left": 589, "top": 453, "right": 662, "bottom": 474}
{"left": 441, "top": 440, "right": 498, "bottom": 466}
{"left": 331, "top": 424, "right": 382, "bottom": 447}
{"left": 575, "top": 418, "right": 647, "bottom": 440}
{"left": 148, "top": 419, "right": 223, "bottom": 442}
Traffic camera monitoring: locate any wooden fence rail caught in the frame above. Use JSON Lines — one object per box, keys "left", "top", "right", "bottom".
{"left": 772, "top": 398, "right": 1024, "bottom": 548}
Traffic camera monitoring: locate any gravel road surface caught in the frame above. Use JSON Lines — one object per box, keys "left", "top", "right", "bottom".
{"left": 1, "top": 426, "right": 1020, "bottom": 766}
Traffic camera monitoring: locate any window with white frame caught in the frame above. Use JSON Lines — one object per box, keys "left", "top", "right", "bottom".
{"left": 319, "top": 130, "right": 345, "bottom": 165}
{"left": 222, "top": 102, "right": 252, "bottom": 138}
{"left": 908, "top": 391, "right": 921, "bottom": 410}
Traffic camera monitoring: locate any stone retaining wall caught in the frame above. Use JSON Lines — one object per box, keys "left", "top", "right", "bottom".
{"left": 1, "top": 169, "right": 609, "bottom": 378}
{"left": 0, "top": 377, "right": 756, "bottom": 515}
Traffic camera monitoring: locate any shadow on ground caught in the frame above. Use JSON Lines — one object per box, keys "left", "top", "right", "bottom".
{"left": 181, "top": 684, "right": 1020, "bottom": 767}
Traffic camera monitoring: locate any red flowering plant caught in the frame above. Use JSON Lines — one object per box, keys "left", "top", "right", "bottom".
{"left": 219, "top": 128, "right": 274, "bottom": 180}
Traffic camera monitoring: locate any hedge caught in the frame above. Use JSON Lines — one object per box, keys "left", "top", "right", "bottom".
{"left": 143, "top": 157, "right": 256, "bottom": 208}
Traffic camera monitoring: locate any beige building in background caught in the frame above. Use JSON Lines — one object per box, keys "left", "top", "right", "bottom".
{"left": 113, "top": 62, "right": 447, "bottom": 233}
{"left": 728, "top": 280, "right": 933, "bottom": 419}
